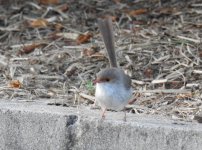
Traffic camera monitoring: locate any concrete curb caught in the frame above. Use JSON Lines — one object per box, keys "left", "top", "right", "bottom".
{"left": 0, "top": 101, "right": 201, "bottom": 150}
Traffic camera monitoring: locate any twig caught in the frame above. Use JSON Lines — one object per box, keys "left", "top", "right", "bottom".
{"left": 79, "top": 93, "right": 95, "bottom": 102}
{"left": 135, "top": 89, "right": 191, "bottom": 94}
{"left": 177, "top": 35, "right": 200, "bottom": 44}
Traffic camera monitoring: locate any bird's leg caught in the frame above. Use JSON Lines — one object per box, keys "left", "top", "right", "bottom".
{"left": 123, "top": 107, "right": 127, "bottom": 122}
{"left": 101, "top": 108, "right": 106, "bottom": 119}
{"left": 93, "top": 99, "right": 97, "bottom": 107}
{"left": 128, "top": 98, "right": 137, "bottom": 105}
{"left": 90, "top": 99, "right": 99, "bottom": 109}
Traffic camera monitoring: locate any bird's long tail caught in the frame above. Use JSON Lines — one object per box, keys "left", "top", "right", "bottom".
{"left": 98, "top": 18, "right": 117, "bottom": 68}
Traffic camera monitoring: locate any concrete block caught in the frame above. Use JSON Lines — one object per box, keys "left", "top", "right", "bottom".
{"left": 0, "top": 101, "right": 201, "bottom": 150}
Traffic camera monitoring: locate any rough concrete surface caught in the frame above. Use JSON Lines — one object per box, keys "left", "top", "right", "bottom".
{"left": 0, "top": 100, "right": 201, "bottom": 150}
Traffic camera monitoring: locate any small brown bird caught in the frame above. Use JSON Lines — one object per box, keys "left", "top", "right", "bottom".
{"left": 94, "top": 18, "right": 132, "bottom": 120}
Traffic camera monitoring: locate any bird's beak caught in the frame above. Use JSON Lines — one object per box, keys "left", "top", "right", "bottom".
{"left": 93, "top": 79, "right": 101, "bottom": 84}
{"left": 93, "top": 79, "right": 98, "bottom": 84}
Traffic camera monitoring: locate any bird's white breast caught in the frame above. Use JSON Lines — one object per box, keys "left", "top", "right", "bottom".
{"left": 95, "top": 83, "right": 132, "bottom": 111}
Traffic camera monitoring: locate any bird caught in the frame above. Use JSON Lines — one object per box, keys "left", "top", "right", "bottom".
{"left": 94, "top": 18, "right": 133, "bottom": 121}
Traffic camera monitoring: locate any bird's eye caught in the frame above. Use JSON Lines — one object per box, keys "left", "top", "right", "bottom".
{"left": 106, "top": 78, "right": 110, "bottom": 82}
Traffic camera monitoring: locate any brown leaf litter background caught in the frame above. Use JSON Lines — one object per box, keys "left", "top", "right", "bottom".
{"left": 0, "top": 0, "right": 202, "bottom": 121}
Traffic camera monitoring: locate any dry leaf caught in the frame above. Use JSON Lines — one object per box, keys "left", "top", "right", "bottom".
{"left": 176, "top": 93, "right": 193, "bottom": 99}
{"left": 9, "top": 80, "right": 22, "bottom": 88}
{"left": 65, "top": 66, "right": 77, "bottom": 77}
{"left": 76, "top": 33, "right": 92, "bottom": 44}
{"left": 157, "top": 7, "right": 177, "bottom": 14}
{"left": 165, "top": 81, "right": 183, "bottom": 89}
{"left": 198, "top": 51, "right": 202, "bottom": 57}
{"left": 128, "top": 9, "right": 147, "bottom": 16}
{"left": 82, "top": 48, "right": 96, "bottom": 57}
{"left": 144, "top": 68, "right": 153, "bottom": 78}
{"left": 54, "top": 23, "right": 64, "bottom": 31}
{"left": 29, "top": 19, "right": 48, "bottom": 28}
{"left": 82, "top": 47, "right": 104, "bottom": 58}
{"left": 18, "top": 43, "right": 45, "bottom": 55}
{"left": 38, "top": 0, "right": 59, "bottom": 5}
